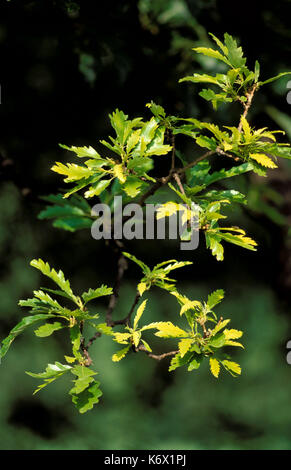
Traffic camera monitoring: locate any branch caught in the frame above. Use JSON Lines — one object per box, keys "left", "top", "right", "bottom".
{"left": 238, "top": 84, "right": 257, "bottom": 132}
{"left": 138, "top": 174, "right": 172, "bottom": 207}
{"left": 173, "top": 172, "right": 186, "bottom": 196}
{"left": 111, "top": 291, "right": 141, "bottom": 327}
{"left": 137, "top": 344, "right": 178, "bottom": 361}
{"left": 86, "top": 240, "right": 128, "bottom": 350}
{"left": 80, "top": 321, "right": 93, "bottom": 366}
{"left": 139, "top": 150, "right": 215, "bottom": 206}
{"left": 176, "top": 150, "right": 215, "bottom": 174}
{"left": 170, "top": 132, "right": 175, "bottom": 171}
{"left": 105, "top": 241, "right": 128, "bottom": 327}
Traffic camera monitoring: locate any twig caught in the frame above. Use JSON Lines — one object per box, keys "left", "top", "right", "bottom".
{"left": 137, "top": 344, "right": 178, "bottom": 361}
{"left": 80, "top": 321, "right": 93, "bottom": 365}
{"left": 216, "top": 147, "right": 240, "bottom": 161}
{"left": 86, "top": 240, "right": 128, "bottom": 350}
{"left": 139, "top": 150, "right": 215, "bottom": 206}
{"left": 238, "top": 84, "right": 257, "bottom": 132}
{"left": 111, "top": 291, "right": 141, "bottom": 327}
{"left": 173, "top": 172, "right": 186, "bottom": 196}
{"left": 176, "top": 150, "right": 215, "bottom": 174}
{"left": 86, "top": 331, "right": 101, "bottom": 350}
{"left": 105, "top": 242, "right": 128, "bottom": 326}
{"left": 170, "top": 132, "right": 175, "bottom": 170}
{"left": 138, "top": 175, "right": 172, "bottom": 207}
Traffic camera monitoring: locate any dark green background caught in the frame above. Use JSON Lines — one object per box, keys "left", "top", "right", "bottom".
{"left": 1, "top": 0, "right": 291, "bottom": 449}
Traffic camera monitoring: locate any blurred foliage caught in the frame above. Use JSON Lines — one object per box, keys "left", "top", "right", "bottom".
{"left": 1, "top": 0, "right": 291, "bottom": 450}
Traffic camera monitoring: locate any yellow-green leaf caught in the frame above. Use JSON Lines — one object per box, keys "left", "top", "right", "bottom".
{"left": 209, "top": 357, "right": 220, "bottom": 378}
{"left": 223, "top": 329, "right": 243, "bottom": 340}
{"left": 178, "top": 338, "right": 193, "bottom": 358}
{"left": 222, "top": 360, "right": 241, "bottom": 375}
{"left": 193, "top": 47, "right": 230, "bottom": 66}
{"left": 113, "top": 332, "right": 131, "bottom": 344}
{"left": 137, "top": 282, "right": 147, "bottom": 297}
{"left": 132, "top": 331, "right": 141, "bottom": 348}
{"left": 180, "top": 300, "right": 201, "bottom": 316}
{"left": 225, "top": 340, "right": 244, "bottom": 348}
{"left": 51, "top": 162, "right": 93, "bottom": 182}
{"left": 211, "top": 319, "right": 230, "bottom": 336}
{"left": 141, "top": 339, "right": 152, "bottom": 352}
{"left": 113, "top": 164, "right": 127, "bottom": 183}
{"left": 126, "top": 129, "right": 141, "bottom": 153}
{"left": 154, "top": 322, "right": 187, "bottom": 338}
{"left": 249, "top": 153, "right": 277, "bottom": 168}
{"left": 156, "top": 202, "right": 180, "bottom": 220}
{"left": 64, "top": 355, "right": 76, "bottom": 364}
{"left": 112, "top": 345, "right": 131, "bottom": 362}
{"left": 133, "top": 300, "right": 147, "bottom": 330}
{"left": 241, "top": 116, "right": 252, "bottom": 143}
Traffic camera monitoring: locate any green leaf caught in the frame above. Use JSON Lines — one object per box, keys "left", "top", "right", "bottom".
{"left": 109, "top": 109, "right": 128, "bottom": 143}
{"left": 82, "top": 285, "right": 113, "bottom": 304}
{"left": 196, "top": 135, "right": 217, "bottom": 151}
{"left": 224, "top": 33, "right": 246, "bottom": 68}
{"left": 26, "top": 362, "right": 72, "bottom": 394}
{"left": 91, "top": 323, "right": 114, "bottom": 336}
{"left": 218, "top": 231, "right": 257, "bottom": 251}
{"left": 161, "top": 260, "right": 193, "bottom": 274}
{"left": 84, "top": 178, "right": 112, "bottom": 198}
{"left": 34, "top": 321, "right": 65, "bottom": 337}
{"left": 204, "top": 163, "right": 253, "bottom": 186}
{"left": 197, "top": 189, "right": 246, "bottom": 205}
{"left": 254, "top": 61, "right": 260, "bottom": 82}
{"left": 192, "top": 47, "right": 231, "bottom": 66}
{"left": 123, "top": 177, "right": 143, "bottom": 198}
{"left": 179, "top": 74, "right": 221, "bottom": 86}
{"left": 208, "top": 332, "right": 226, "bottom": 348}
{"left": 205, "top": 232, "right": 224, "bottom": 261}
{"left": 52, "top": 217, "right": 92, "bottom": 232}
{"left": 38, "top": 194, "right": 91, "bottom": 226}
{"left": 71, "top": 381, "right": 102, "bottom": 413}
{"left": 0, "top": 314, "right": 58, "bottom": 359}
{"left": 70, "top": 365, "right": 97, "bottom": 394}
{"left": 122, "top": 252, "right": 150, "bottom": 274}
{"left": 187, "top": 353, "right": 203, "bottom": 371}
{"left": 59, "top": 144, "right": 101, "bottom": 159}
{"left": 70, "top": 325, "right": 82, "bottom": 360}
{"left": 207, "top": 289, "right": 225, "bottom": 309}
{"left": 209, "top": 33, "right": 228, "bottom": 55}
{"left": 146, "top": 101, "right": 166, "bottom": 119}
{"left": 29, "top": 290, "right": 68, "bottom": 311}
{"left": 30, "top": 259, "right": 79, "bottom": 305}
{"left": 169, "top": 351, "right": 193, "bottom": 371}
{"left": 199, "top": 89, "right": 232, "bottom": 109}
{"left": 259, "top": 72, "right": 291, "bottom": 86}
